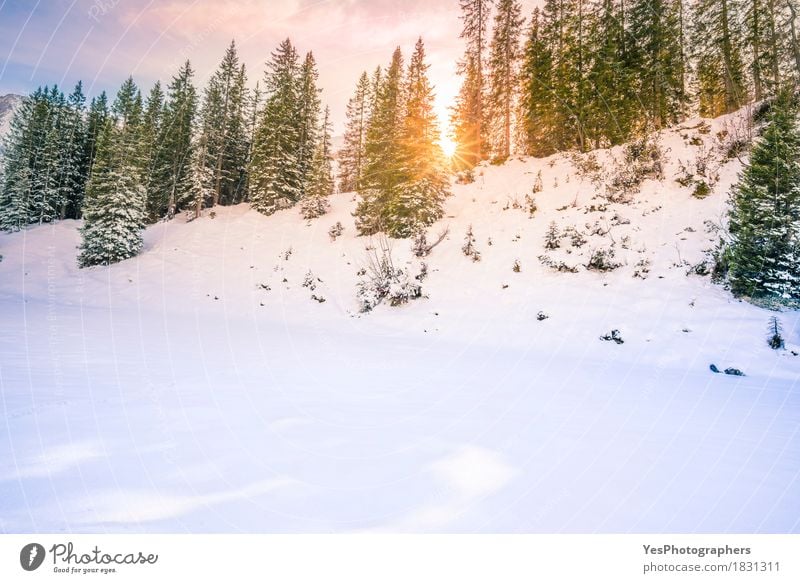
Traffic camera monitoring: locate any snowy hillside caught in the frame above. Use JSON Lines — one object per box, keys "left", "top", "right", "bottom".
{"left": 0, "top": 93, "right": 22, "bottom": 146}
{"left": 0, "top": 108, "right": 798, "bottom": 533}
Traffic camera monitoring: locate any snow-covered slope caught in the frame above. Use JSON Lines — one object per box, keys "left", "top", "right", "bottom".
{"left": 0, "top": 94, "right": 22, "bottom": 147}
{"left": 0, "top": 109, "right": 798, "bottom": 533}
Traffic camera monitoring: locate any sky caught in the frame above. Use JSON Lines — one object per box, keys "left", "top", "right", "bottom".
{"left": 0, "top": 0, "right": 538, "bottom": 136}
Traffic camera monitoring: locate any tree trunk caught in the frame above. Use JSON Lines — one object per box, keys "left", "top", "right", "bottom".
{"left": 788, "top": 1, "right": 800, "bottom": 77}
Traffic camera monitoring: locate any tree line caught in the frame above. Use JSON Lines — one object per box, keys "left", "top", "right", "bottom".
{"left": 452, "top": 0, "right": 800, "bottom": 163}
{"left": 0, "top": 40, "right": 336, "bottom": 266}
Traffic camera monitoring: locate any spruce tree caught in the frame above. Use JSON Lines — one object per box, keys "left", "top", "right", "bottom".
{"left": 692, "top": 0, "right": 747, "bottom": 116}
{"left": 85, "top": 91, "right": 110, "bottom": 181}
{"left": 518, "top": 8, "right": 558, "bottom": 155}
{"left": 487, "top": 0, "right": 524, "bottom": 160}
{"left": 727, "top": 89, "right": 800, "bottom": 302}
{"left": 197, "top": 41, "right": 249, "bottom": 208}
{"left": 140, "top": 81, "right": 165, "bottom": 219}
{"left": 250, "top": 39, "right": 304, "bottom": 215}
{"left": 58, "top": 82, "right": 89, "bottom": 219}
{"left": 78, "top": 86, "right": 146, "bottom": 267}
{"left": 453, "top": 0, "right": 493, "bottom": 166}
{"left": 297, "top": 51, "right": 322, "bottom": 194}
{"left": 338, "top": 71, "right": 372, "bottom": 192}
{"left": 301, "top": 106, "right": 334, "bottom": 219}
{"left": 0, "top": 95, "right": 36, "bottom": 231}
{"left": 388, "top": 38, "right": 449, "bottom": 237}
{"left": 356, "top": 47, "right": 405, "bottom": 235}
{"left": 149, "top": 61, "right": 197, "bottom": 219}
{"left": 628, "top": 0, "right": 686, "bottom": 130}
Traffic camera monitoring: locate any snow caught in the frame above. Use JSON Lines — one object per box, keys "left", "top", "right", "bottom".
{"left": 0, "top": 94, "right": 22, "bottom": 146}
{"left": 0, "top": 109, "right": 798, "bottom": 533}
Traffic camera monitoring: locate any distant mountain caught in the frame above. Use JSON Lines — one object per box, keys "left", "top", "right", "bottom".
{"left": 0, "top": 94, "right": 23, "bottom": 148}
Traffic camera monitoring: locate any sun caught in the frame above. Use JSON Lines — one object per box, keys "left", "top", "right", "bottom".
{"left": 440, "top": 134, "right": 458, "bottom": 158}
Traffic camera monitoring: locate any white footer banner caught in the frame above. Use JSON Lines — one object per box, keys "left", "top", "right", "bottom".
{"left": 1, "top": 535, "right": 797, "bottom": 582}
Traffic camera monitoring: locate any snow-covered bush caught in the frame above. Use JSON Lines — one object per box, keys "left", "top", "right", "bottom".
{"left": 767, "top": 316, "right": 785, "bottom": 350}
{"left": 544, "top": 222, "right": 561, "bottom": 249}
{"left": 692, "top": 180, "right": 711, "bottom": 199}
{"left": 571, "top": 151, "right": 602, "bottom": 184}
{"left": 633, "top": 258, "right": 651, "bottom": 279}
{"left": 412, "top": 229, "right": 429, "bottom": 257}
{"left": 532, "top": 170, "right": 543, "bottom": 193}
{"left": 455, "top": 169, "right": 475, "bottom": 184}
{"left": 600, "top": 329, "right": 624, "bottom": 344}
{"left": 412, "top": 227, "right": 448, "bottom": 257}
{"left": 538, "top": 254, "right": 579, "bottom": 273}
{"left": 606, "top": 136, "right": 665, "bottom": 201}
{"left": 462, "top": 225, "right": 481, "bottom": 262}
{"left": 524, "top": 193, "right": 537, "bottom": 218}
{"left": 328, "top": 221, "right": 344, "bottom": 241}
{"left": 586, "top": 247, "right": 622, "bottom": 272}
{"left": 302, "top": 270, "right": 321, "bottom": 291}
{"left": 356, "top": 238, "right": 423, "bottom": 312}
{"left": 300, "top": 194, "right": 330, "bottom": 219}
{"left": 562, "top": 225, "right": 587, "bottom": 248}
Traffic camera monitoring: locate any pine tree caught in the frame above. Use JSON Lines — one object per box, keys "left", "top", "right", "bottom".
{"left": 338, "top": 71, "right": 372, "bottom": 192}
{"left": 250, "top": 39, "right": 304, "bottom": 215}
{"left": 297, "top": 51, "right": 322, "bottom": 194}
{"left": 356, "top": 47, "right": 406, "bottom": 235}
{"left": 628, "top": 0, "right": 687, "bottom": 130}
{"left": 242, "top": 80, "right": 263, "bottom": 203}
{"left": 387, "top": 38, "right": 449, "bottom": 237}
{"left": 78, "top": 87, "right": 146, "bottom": 267}
{"left": 693, "top": 0, "right": 747, "bottom": 116}
{"left": 487, "top": 0, "right": 524, "bottom": 160}
{"left": 197, "top": 41, "right": 249, "bottom": 209}
{"left": 0, "top": 95, "right": 36, "bottom": 231}
{"left": 518, "top": 8, "right": 558, "bottom": 155}
{"left": 301, "top": 106, "right": 334, "bottom": 219}
{"left": 140, "top": 81, "right": 165, "bottom": 219}
{"left": 58, "top": 82, "right": 89, "bottom": 219}
{"left": 149, "top": 61, "right": 197, "bottom": 219}
{"left": 727, "top": 89, "right": 800, "bottom": 302}
{"left": 453, "top": 0, "right": 493, "bottom": 166}
{"left": 85, "top": 91, "right": 110, "bottom": 181}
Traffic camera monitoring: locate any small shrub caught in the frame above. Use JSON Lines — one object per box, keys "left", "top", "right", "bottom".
{"left": 462, "top": 225, "right": 481, "bottom": 262}
{"left": 586, "top": 248, "right": 622, "bottom": 272}
{"left": 692, "top": 180, "right": 711, "bottom": 199}
{"left": 688, "top": 260, "right": 711, "bottom": 276}
{"left": 512, "top": 259, "right": 521, "bottom": 273}
{"left": 455, "top": 169, "right": 475, "bottom": 184}
{"left": 328, "top": 221, "right": 344, "bottom": 241}
{"left": 563, "top": 226, "right": 587, "bottom": 248}
{"left": 524, "top": 193, "right": 538, "bottom": 218}
{"left": 532, "top": 170, "right": 543, "bottom": 193}
{"left": 767, "top": 316, "right": 785, "bottom": 349}
{"left": 300, "top": 195, "right": 330, "bottom": 219}
{"left": 544, "top": 222, "right": 561, "bottom": 250}
{"left": 633, "top": 258, "right": 651, "bottom": 279}
{"left": 302, "top": 270, "right": 322, "bottom": 293}
{"left": 356, "top": 238, "right": 423, "bottom": 312}
{"left": 539, "top": 254, "right": 580, "bottom": 273}
{"left": 607, "top": 136, "right": 665, "bottom": 201}
{"left": 412, "top": 229, "right": 429, "bottom": 257}
{"left": 537, "top": 311, "right": 549, "bottom": 321}
{"left": 600, "top": 329, "right": 624, "bottom": 344}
